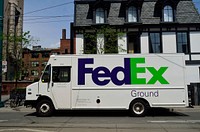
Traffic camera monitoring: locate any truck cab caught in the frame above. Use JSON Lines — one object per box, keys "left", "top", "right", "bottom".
{"left": 25, "top": 55, "right": 72, "bottom": 116}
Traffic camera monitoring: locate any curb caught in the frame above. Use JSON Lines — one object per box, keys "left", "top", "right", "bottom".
{"left": 171, "top": 106, "right": 200, "bottom": 112}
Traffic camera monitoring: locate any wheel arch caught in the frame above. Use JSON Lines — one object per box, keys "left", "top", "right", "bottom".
{"left": 129, "top": 98, "right": 150, "bottom": 109}
{"left": 36, "top": 96, "right": 55, "bottom": 108}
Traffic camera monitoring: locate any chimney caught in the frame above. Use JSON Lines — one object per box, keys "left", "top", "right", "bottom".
{"left": 62, "top": 29, "right": 66, "bottom": 39}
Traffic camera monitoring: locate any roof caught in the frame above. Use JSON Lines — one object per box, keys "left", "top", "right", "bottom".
{"left": 74, "top": 0, "right": 200, "bottom": 26}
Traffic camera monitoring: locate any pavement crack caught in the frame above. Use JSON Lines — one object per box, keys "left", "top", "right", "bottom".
{"left": 57, "top": 117, "right": 73, "bottom": 132}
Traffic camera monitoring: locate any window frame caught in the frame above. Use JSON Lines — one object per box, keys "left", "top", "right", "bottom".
{"left": 163, "top": 5, "right": 174, "bottom": 22}
{"left": 31, "top": 52, "right": 39, "bottom": 58}
{"left": 176, "top": 32, "right": 190, "bottom": 54}
{"left": 104, "top": 33, "right": 118, "bottom": 54}
{"left": 31, "top": 70, "right": 39, "bottom": 76}
{"left": 149, "top": 32, "right": 162, "bottom": 53}
{"left": 127, "top": 6, "right": 138, "bottom": 23}
{"left": 31, "top": 61, "right": 39, "bottom": 67}
{"left": 42, "top": 61, "right": 48, "bottom": 67}
{"left": 42, "top": 52, "right": 50, "bottom": 58}
{"left": 95, "top": 8, "right": 105, "bottom": 24}
{"left": 52, "top": 66, "right": 71, "bottom": 83}
{"left": 84, "top": 33, "right": 97, "bottom": 54}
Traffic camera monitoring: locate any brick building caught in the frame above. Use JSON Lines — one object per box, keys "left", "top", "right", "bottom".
{"left": 22, "top": 29, "right": 71, "bottom": 81}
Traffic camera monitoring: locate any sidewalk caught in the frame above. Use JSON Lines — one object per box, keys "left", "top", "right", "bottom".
{"left": 0, "top": 105, "right": 35, "bottom": 112}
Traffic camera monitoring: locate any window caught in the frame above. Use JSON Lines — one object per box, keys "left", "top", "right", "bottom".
{"left": 164, "top": 5, "right": 173, "bottom": 22}
{"left": 52, "top": 67, "right": 71, "bottom": 82}
{"left": 96, "top": 8, "right": 105, "bottom": 24}
{"left": 104, "top": 33, "right": 118, "bottom": 53}
{"left": 42, "top": 52, "right": 50, "bottom": 58}
{"left": 31, "top": 70, "right": 39, "bottom": 76}
{"left": 31, "top": 62, "right": 39, "bottom": 67}
{"left": 23, "top": 70, "right": 29, "bottom": 77}
{"left": 42, "top": 62, "right": 48, "bottom": 67}
{"left": 128, "top": 6, "right": 137, "bottom": 22}
{"left": 84, "top": 33, "right": 97, "bottom": 54}
{"left": 127, "top": 33, "right": 140, "bottom": 53}
{"left": 177, "top": 32, "right": 188, "bottom": 53}
{"left": 149, "top": 33, "right": 162, "bottom": 53}
{"left": 31, "top": 53, "right": 39, "bottom": 58}
{"left": 41, "top": 65, "right": 51, "bottom": 83}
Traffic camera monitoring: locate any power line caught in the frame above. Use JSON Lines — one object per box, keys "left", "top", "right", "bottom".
{"left": 23, "top": 15, "right": 73, "bottom": 18}
{"left": 24, "top": 19, "right": 73, "bottom": 24}
{"left": 23, "top": 15, "right": 73, "bottom": 21}
{"left": 24, "top": 2, "right": 73, "bottom": 15}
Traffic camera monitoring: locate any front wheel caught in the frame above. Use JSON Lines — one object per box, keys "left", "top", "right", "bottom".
{"left": 129, "top": 100, "right": 148, "bottom": 117}
{"left": 36, "top": 100, "right": 54, "bottom": 117}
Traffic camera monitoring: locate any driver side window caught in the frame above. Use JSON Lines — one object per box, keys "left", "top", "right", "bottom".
{"left": 52, "top": 67, "right": 71, "bottom": 83}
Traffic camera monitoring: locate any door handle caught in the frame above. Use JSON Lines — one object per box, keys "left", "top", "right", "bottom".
{"left": 52, "top": 82, "right": 54, "bottom": 87}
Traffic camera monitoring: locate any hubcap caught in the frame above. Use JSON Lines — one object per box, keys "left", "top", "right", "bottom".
{"left": 40, "top": 103, "right": 50, "bottom": 113}
{"left": 133, "top": 102, "right": 144, "bottom": 115}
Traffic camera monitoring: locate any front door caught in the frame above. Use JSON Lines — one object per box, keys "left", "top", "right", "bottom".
{"left": 51, "top": 66, "right": 71, "bottom": 109}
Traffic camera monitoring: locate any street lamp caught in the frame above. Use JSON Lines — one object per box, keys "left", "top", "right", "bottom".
{"left": 0, "top": 0, "right": 4, "bottom": 107}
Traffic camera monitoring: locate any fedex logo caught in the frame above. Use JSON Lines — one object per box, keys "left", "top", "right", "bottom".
{"left": 78, "top": 58, "right": 169, "bottom": 86}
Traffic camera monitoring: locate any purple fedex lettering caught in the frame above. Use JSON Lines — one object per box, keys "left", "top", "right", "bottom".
{"left": 78, "top": 58, "right": 131, "bottom": 86}
{"left": 111, "top": 59, "right": 131, "bottom": 85}
{"left": 92, "top": 67, "right": 110, "bottom": 85}
{"left": 78, "top": 59, "right": 93, "bottom": 85}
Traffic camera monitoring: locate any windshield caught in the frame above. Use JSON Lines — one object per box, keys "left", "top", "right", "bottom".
{"left": 41, "top": 65, "right": 51, "bottom": 83}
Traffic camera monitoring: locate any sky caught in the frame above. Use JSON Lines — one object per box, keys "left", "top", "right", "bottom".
{"left": 24, "top": 0, "right": 74, "bottom": 48}
{"left": 24, "top": 0, "right": 200, "bottom": 49}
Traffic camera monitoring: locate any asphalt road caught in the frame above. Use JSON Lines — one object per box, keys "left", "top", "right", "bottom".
{"left": 0, "top": 107, "right": 200, "bottom": 132}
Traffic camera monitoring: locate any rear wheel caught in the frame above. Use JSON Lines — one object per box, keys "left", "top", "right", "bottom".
{"left": 129, "top": 100, "right": 148, "bottom": 117}
{"left": 36, "top": 100, "right": 54, "bottom": 117}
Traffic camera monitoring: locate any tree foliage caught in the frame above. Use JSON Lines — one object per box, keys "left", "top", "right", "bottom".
{"left": 83, "top": 25, "right": 126, "bottom": 54}
{"left": 1, "top": 31, "right": 38, "bottom": 82}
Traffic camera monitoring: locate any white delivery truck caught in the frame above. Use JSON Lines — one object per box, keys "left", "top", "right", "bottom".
{"left": 24, "top": 54, "right": 188, "bottom": 117}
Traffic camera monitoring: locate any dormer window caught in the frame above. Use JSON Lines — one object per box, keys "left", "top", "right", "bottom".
{"left": 163, "top": 5, "right": 173, "bottom": 22}
{"left": 96, "top": 8, "right": 105, "bottom": 24}
{"left": 128, "top": 6, "right": 137, "bottom": 22}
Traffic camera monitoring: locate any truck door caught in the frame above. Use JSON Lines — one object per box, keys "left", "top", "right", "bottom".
{"left": 51, "top": 66, "right": 71, "bottom": 109}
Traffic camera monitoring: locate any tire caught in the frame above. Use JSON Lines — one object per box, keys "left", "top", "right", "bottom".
{"left": 36, "top": 100, "right": 54, "bottom": 117}
{"left": 129, "top": 100, "right": 148, "bottom": 117}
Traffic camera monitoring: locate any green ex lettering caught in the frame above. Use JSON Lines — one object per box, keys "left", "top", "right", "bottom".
{"left": 130, "top": 58, "right": 169, "bottom": 85}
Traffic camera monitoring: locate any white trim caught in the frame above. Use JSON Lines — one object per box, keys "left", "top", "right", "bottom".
{"left": 97, "top": 34, "right": 105, "bottom": 54}
{"left": 118, "top": 33, "right": 127, "bottom": 54}
{"left": 140, "top": 33, "right": 149, "bottom": 54}
{"left": 76, "top": 34, "right": 84, "bottom": 55}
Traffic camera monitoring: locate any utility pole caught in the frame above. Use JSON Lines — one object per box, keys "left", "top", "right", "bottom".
{"left": 0, "top": 0, "right": 4, "bottom": 107}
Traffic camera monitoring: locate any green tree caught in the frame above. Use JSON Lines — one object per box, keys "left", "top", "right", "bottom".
{"left": 84, "top": 25, "right": 126, "bottom": 54}
{"left": 1, "top": 31, "right": 38, "bottom": 90}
